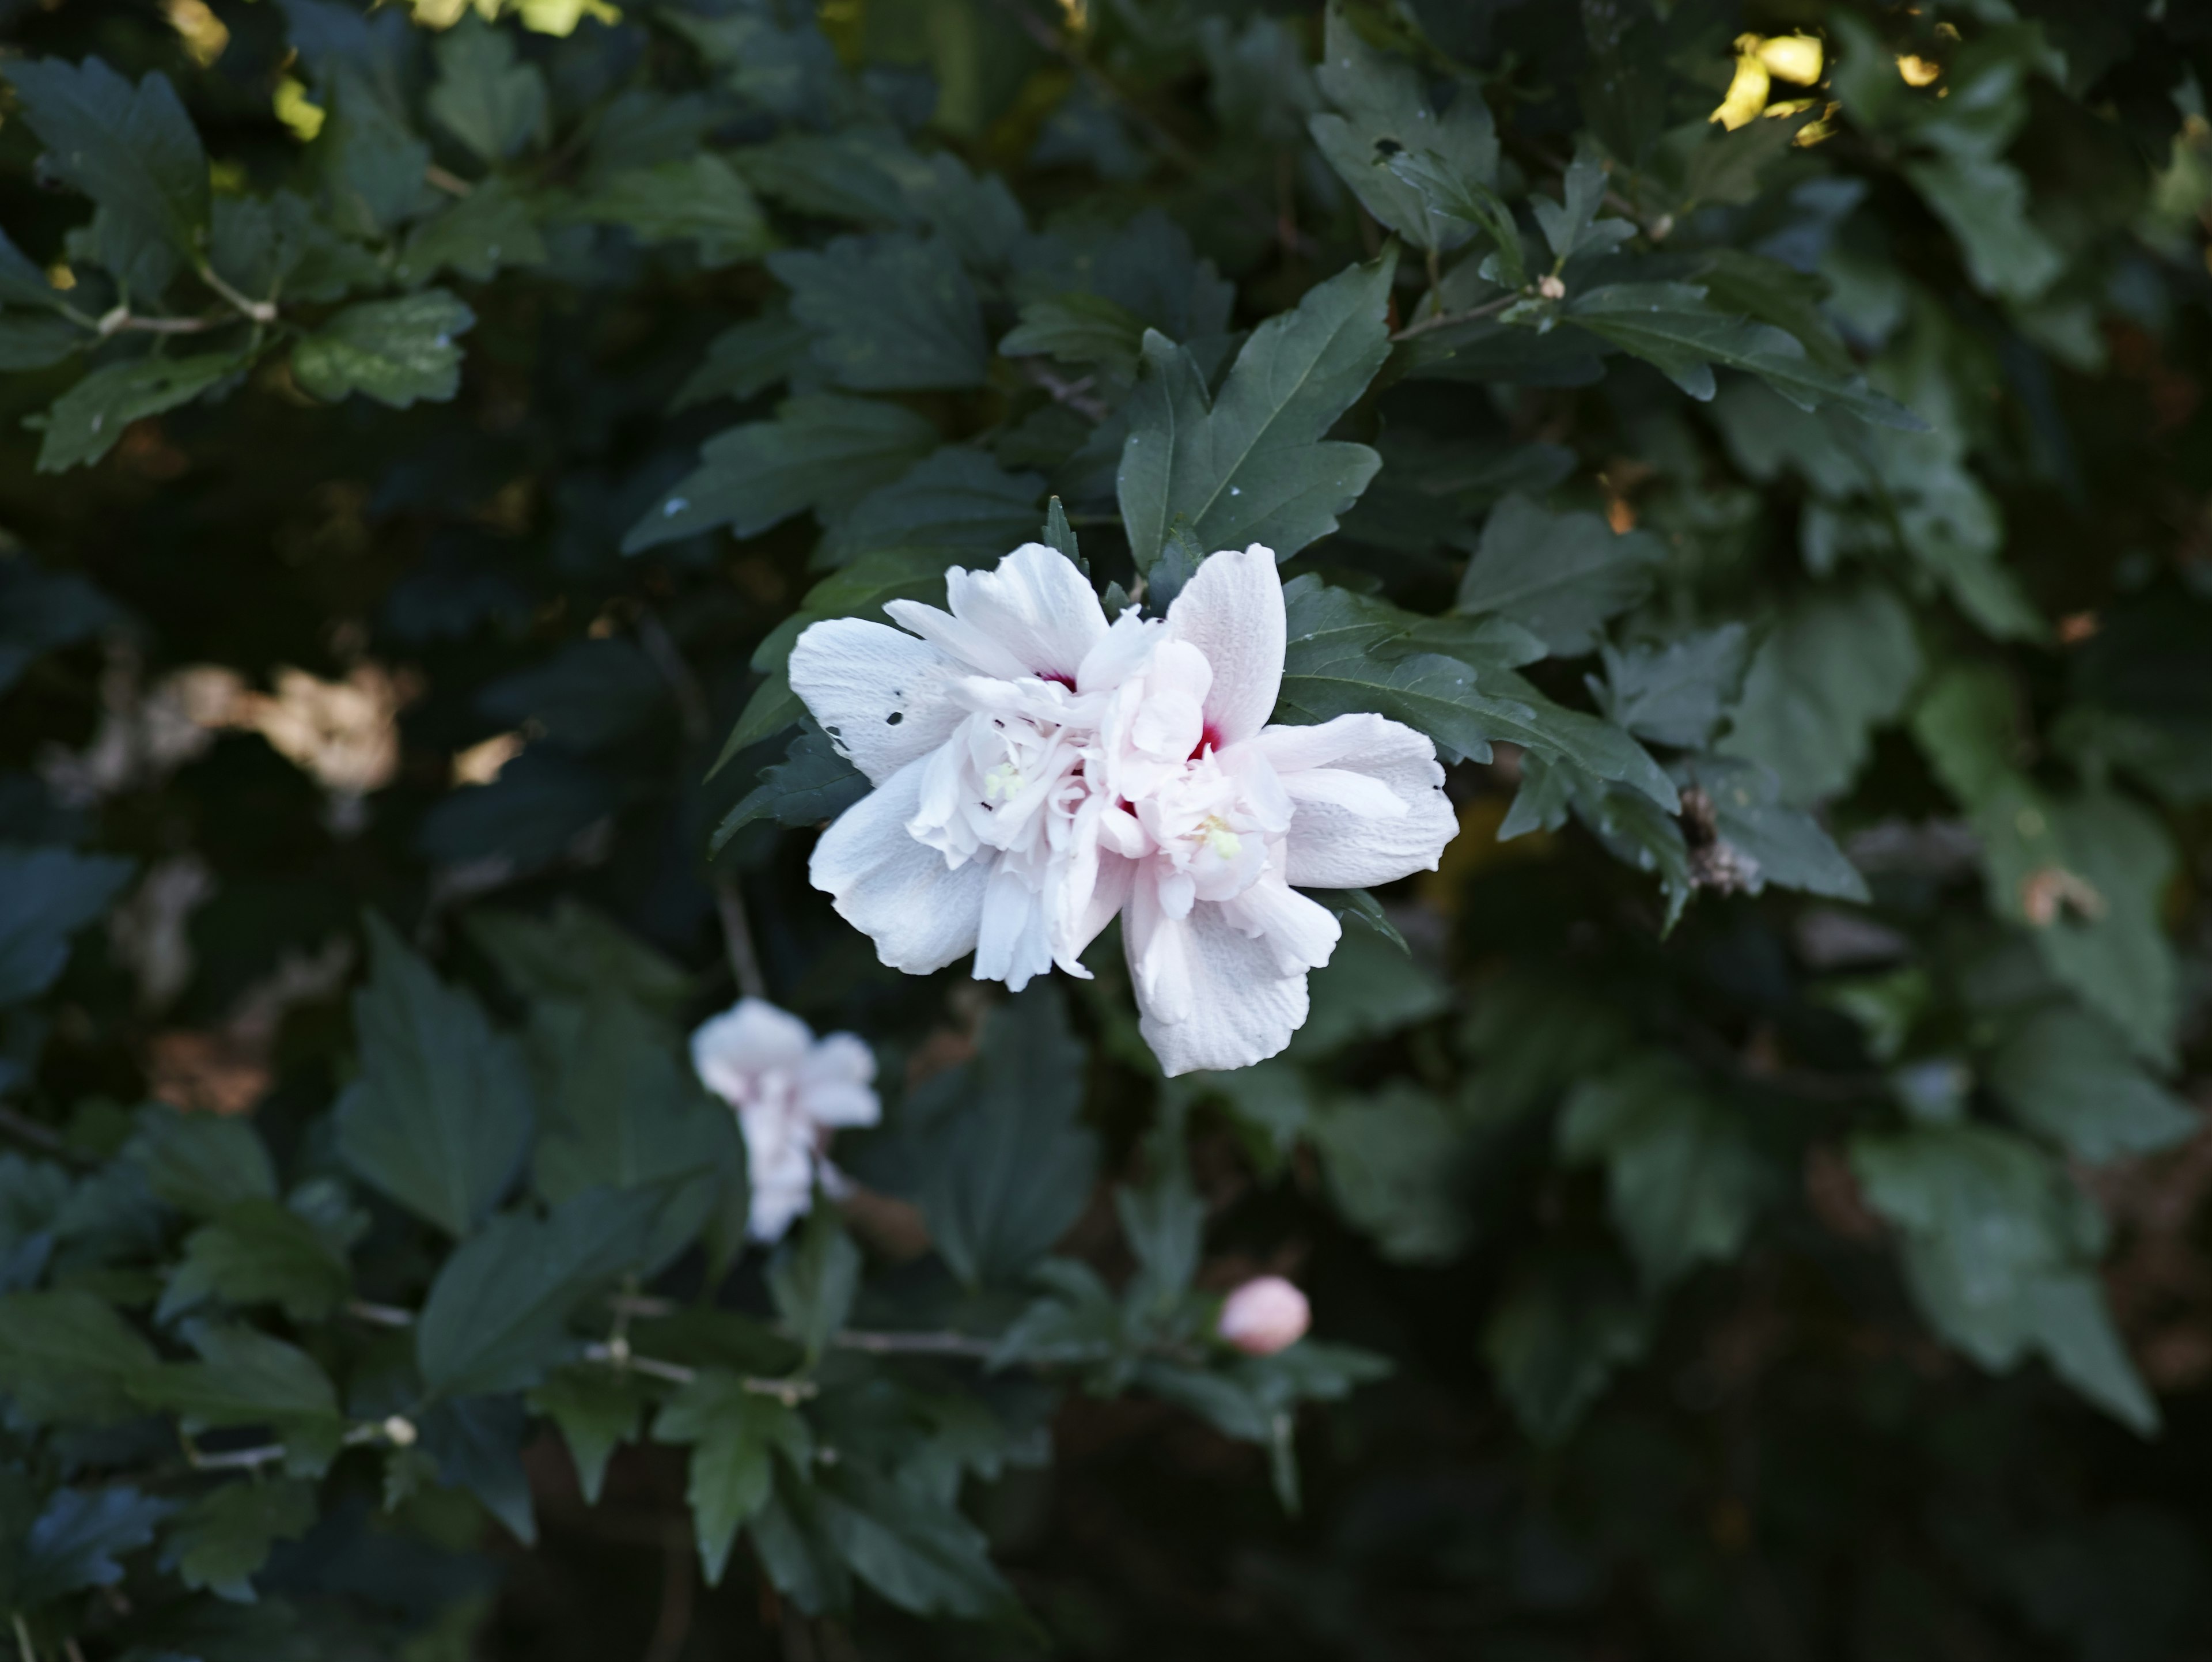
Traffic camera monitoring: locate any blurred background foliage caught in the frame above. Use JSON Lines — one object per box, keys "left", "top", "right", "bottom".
{"left": 3, "top": 0, "right": 2212, "bottom": 1658}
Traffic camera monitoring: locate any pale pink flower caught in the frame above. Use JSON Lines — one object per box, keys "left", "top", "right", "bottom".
{"left": 1095, "top": 546, "right": 1459, "bottom": 1076}
{"left": 690, "top": 998, "right": 878, "bottom": 1242}
{"left": 789, "top": 542, "right": 1156, "bottom": 992}
{"left": 1217, "top": 1275, "right": 1311, "bottom": 1356}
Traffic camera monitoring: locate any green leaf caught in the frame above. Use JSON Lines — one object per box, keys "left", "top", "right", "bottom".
{"left": 0, "top": 1289, "right": 158, "bottom": 1425}
{"left": 999, "top": 291, "right": 1147, "bottom": 377}
{"left": 291, "top": 290, "right": 474, "bottom": 409}
{"left": 2, "top": 58, "right": 209, "bottom": 260}
{"left": 749, "top": 1465, "right": 852, "bottom": 1616}
{"left": 1291, "top": 926, "right": 1447, "bottom": 1055}
{"left": 1592, "top": 625, "right": 1750, "bottom": 749}
{"left": 124, "top": 1104, "right": 276, "bottom": 1219}
{"left": 712, "top": 726, "right": 868, "bottom": 853}
{"left": 1560, "top": 1058, "right": 1764, "bottom": 1288}
{"left": 1989, "top": 1005, "right": 2198, "bottom": 1164}
{"left": 0, "top": 226, "right": 64, "bottom": 310}
{"left": 1304, "top": 886, "right": 1406, "bottom": 955}
{"left": 0, "top": 845, "right": 134, "bottom": 1002}
{"left": 654, "top": 1371, "right": 812, "bottom": 1584}
{"left": 625, "top": 395, "right": 938, "bottom": 554}
{"left": 1456, "top": 494, "right": 1664, "bottom": 657}
{"left": 1531, "top": 140, "right": 1638, "bottom": 264}
{"left": 1307, "top": 5, "right": 1498, "bottom": 252}
{"left": 1381, "top": 147, "right": 1527, "bottom": 287}
{"left": 465, "top": 899, "right": 692, "bottom": 1016}
{"left": 569, "top": 156, "right": 772, "bottom": 266}
{"left": 675, "top": 308, "right": 815, "bottom": 410}
{"left": 1484, "top": 1251, "right": 1650, "bottom": 1445}
{"left": 1906, "top": 154, "right": 2063, "bottom": 304}
{"left": 393, "top": 180, "right": 547, "bottom": 285}
{"left": 1567, "top": 283, "right": 1924, "bottom": 429}
{"left": 1718, "top": 584, "right": 1922, "bottom": 805}
{"left": 319, "top": 71, "right": 434, "bottom": 241}
{"left": 1277, "top": 576, "right": 1675, "bottom": 805}
{"left": 335, "top": 913, "right": 533, "bottom": 1238}
{"left": 767, "top": 1205, "right": 862, "bottom": 1364}
{"left": 135, "top": 1323, "right": 346, "bottom": 1473}
{"left": 16, "top": 1485, "right": 173, "bottom": 1608}
{"left": 426, "top": 17, "right": 547, "bottom": 163}
{"left": 164, "top": 1478, "right": 315, "bottom": 1603}
{"left": 813, "top": 1464, "right": 1017, "bottom": 1620}
{"left": 528, "top": 1366, "right": 644, "bottom": 1506}
{"left": 415, "top": 1185, "right": 662, "bottom": 1398}
{"left": 478, "top": 639, "right": 664, "bottom": 754}
{"left": 2027, "top": 792, "right": 2181, "bottom": 1068}
{"left": 0, "top": 558, "right": 117, "bottom": 698}
{"left": 0, "top": 312, "right": 84, "bottom": 371}
{"left": 1117, "top": 251, "right": 1395, "bottom": 574}
{"left": 910, "top": 982, "right": 1098, "bottom": 1289}
{"left": 1309, "top": 1082, "right": 1472, "bottom": 1264}
{"left": 816, "top": 448, "right": 1044, "bottom": 570}
{"left": 158, "top": 1199, "right": 353, "bottom": 1325}
{"left": 37, "top": 353, "right": 244, "bottom": 474}
{"left": 1851, "top": 1125, "right": 2157, "bottom": 1432}
{"left": 1674, "top": 754, "right": 1870, "bottom": 904}
{"left": 768, "top": 233, "right": 988, "bottom": 391}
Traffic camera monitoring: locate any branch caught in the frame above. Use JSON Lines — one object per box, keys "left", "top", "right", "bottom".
{"left": 1389, "top": 289, "right": 1522, "bottom": 342}
{"left": 0, "top": 1104, "right": 74, "bottom": 1159}
{"left": 1021, "top": 359, "right": 1109, "bottom": 422}
{"left": 346, "top": 1298, "right": 416, "bottom": 1328}
{"left": 582, "top": 1341, "right": 815, "bottom": 1404}
{"left": 828, "top": 1328, "right": 999, "bottom": 1360}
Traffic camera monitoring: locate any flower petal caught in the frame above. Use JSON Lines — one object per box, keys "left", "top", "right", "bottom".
{"left": 973, "top": 858, "right": 1054, "bottom": 991}
{"left": 1131, "top": 898, "right": 1311, "bottom": 1077}
{"left": 1164, "top": 543, "right": 1283, "bottom": 744}
{"left": 797, "top": 1032, "right": 880, "bottom": 1128}
{"left": 809, "top": 758, "right": 991, "bottom": 974}
{"left": 1257, "top": 715, "right": 1460, "bottom": 889}
{"left": 945, "top": 541, "right": 1109, "bottom": 679}
{"left": 788, "top": 619, "right": 964, "bottom": 787}
{"left": 1220, "top": 873, "right": 1341, "bottom": 975}
{"left": 691, "top": 999, "right": 814, "bottom": 1104}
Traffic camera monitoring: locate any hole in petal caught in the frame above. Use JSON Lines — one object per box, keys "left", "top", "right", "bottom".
{"left": 886, "top": 711, "right": 903, "bottom": 725}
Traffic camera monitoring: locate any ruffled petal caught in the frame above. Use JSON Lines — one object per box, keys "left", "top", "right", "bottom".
{"left": 1075, "top": 608, "right": 1161, "bottom": 694}
{"left": 809, "top": 759, "right": 991, "bottom": 974}
{"left": 1163, "top": 544, "right": 1283, "bottom": 744}
{"left": 788, "top": 619, "right": 964, "bottom": 788}
{"left": 690, "top": 999, "right": 814, "bottom": 1105}
{"left": 880, "top": 599, "right": 1031, "bottom": 682}
{"left": 1220, "top": 873, "right": 1341, "bottom": 976}
{"left": 1258, "top": 716, "right": 1460, "bottom": 889}
{"left": 1131, "top": 899, "right": 1310, "bottom": 1077}
{"left": 972, "top": 858, "right": 1054, "bottom": 991}
{"left": 943, "top": 541, "right": 1109, "bottom": 679}
{"left": 796, "top": 1032, "right": 880, "bottom": 1128}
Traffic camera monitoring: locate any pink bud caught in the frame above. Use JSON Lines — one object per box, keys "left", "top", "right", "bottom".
{"left": 1216, "top": 1276, "right": 1310, "bottom": 1357}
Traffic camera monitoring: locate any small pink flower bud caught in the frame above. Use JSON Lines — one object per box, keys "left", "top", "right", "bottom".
{"left": 1217, "top": 1276, "right": 1310, "bottom": 1356}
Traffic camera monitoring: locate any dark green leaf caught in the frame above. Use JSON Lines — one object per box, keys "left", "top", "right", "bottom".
{"left": 37, "top": 354, "right": 243, "bottom": 474}
{"left": 625, "top": 395, "right": 938, "bottom": 554}
{"left": 911, "top": 982, "right": 1097, "bottom": 1289}
{"left": 1675, "top": 754, "right": 1870, "bottom": 903}
{"left": 813, "top": 1465, "right": 1017, "bottom": 1620}
{"left": 393, "top": 180, "right": 547, "bottom": 285}
{"left": 569, "top": 157, "right": 772, "bottom": 266}
{"left": 291, "top": 290, "right": 474, "bottom": 409}
{"left": 465, "top": 900, "right": 692, "bottom": 1016}
{"left": 999, "top": 291, "right": 1147, "bottom": 377}
{"left": 1719, "top": 584, "right": 1922, "bottom": 805}
{"left": 415, "top": 1185, "right": 662, "bottom": 1397}
{"left": 0, "top": 312, "right": 83, "bottom": 371}
{"left": 1560, "top": 1058, "right": 1764, "bottom": 1287}
{"left": 713, "top": 727, "right": 868, "bottom": 853}
{"left": 0, "top": 1289, "right": 158, "bottom": 1425}
{"left": 767, "top": 1205, "right": 861, "bottom": 1364}
{"left": 158, "top": 1199, "right": 353, "bottom": 1325}
{"left": 135, "top": 1323, "right": 346, "bottom": 1473}
{"left": 1309, "top": 1082, "right": 1471, "bottom": 1264}
{"left": 0, "top": 845, "right": 133, "bottom": 1001}
{"left": 125, "top": 1104, "right": 276, "bottom": 1219}
{"left": 164, "top": 1478, "right": 314, "bottom": 1603}
{"left": 2, "top": 59, "right": 208, "bottom": 259}
{"left": 335, "top": 913, "right": 533, "bottom": 1238}
{"left": 1456, "top": 494, "right": 1664, "bottom": 657}
{"left": 1592, "top": 626, "right": 1751, "bottom": 749}
{"left": 1989, "top": 1005, "right": 2198, "bottom": 1164}
{"left": 16, "top": 1485, "right": 173, "bottom": 1608}
{"left": 1118, "top": 251, "right": 1394, "bottom": 574}
{"left": 1484, "top": 1251, "right": 1650, "bottom": 1444}
{"left": 477, "top": 638, "right": 665, "bottom": 751}
{"left": 674, "top": 309, "right": 814, "bottom": 410}
{"left": 426, "top": 18, "right": 547, "bottom": 163}
{"left": 816, "top": 449, "right": 1044, "bottom": 570}
{"left": 768, "top": 233, "right": 988, "bottom": 391}
{"left": 528, "top": 1366, "right": 644, "bottom": 1506}
{"left": 654, "top": 1371, "right": 812, "bottom": 1584}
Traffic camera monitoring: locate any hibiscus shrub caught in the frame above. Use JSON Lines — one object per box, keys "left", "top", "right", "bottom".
{"left": 4, "top": 0, "right": 2212, "bottom": 1656}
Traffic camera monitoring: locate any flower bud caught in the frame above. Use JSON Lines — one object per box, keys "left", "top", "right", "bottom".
{"left": 1217, "top": 1276, "right": 1310, "bottom": 1357}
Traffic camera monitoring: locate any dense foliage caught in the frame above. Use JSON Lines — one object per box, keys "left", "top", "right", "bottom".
{"left": 3, "top": 0, "right": 2211, "bottom": 1655}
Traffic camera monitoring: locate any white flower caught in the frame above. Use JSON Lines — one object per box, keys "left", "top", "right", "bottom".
{"left": 1097, "top": 546, "right": 1459, "bottom": 1076}
{"left": 1217, "top": 1275, "right": 1311, "bottom": 1356}
{"left": 789, "top": 541, "right": 1156, "bottom": 992}
{"left": 689, "top": 998, "right": 879, "bottom": 1243}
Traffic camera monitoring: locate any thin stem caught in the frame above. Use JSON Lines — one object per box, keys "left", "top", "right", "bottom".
{"left": 581, "top": 1341, "right": 815, "bottom": 1403}
{"left": 828, "top": 1328, "right": 999, "bottom": 1360}
{"left": 1021, "top": 359, "right": 1108, "bottom": 422}
{"left": 195, "top": 264, "right": 277, "bottom": 324}
{"left": 714, "top": 880, "right": 770, "bottom": 1003}
{"left": 346, "top": 1298, "right": 416, "bottom": 1328}
{"left": 13, "top": 1614, "right": 34, "bottom": 1662}
{"left": 96, "top": 307, "right": 230, "bottom": 336}
{"left": 0, "top": 1104, "right": 72, "bottom": 1159}
{"left": 424, "top": 164, "right": 475, "bottom": 198}
{"left": 1389, "top": 289, "right": 1521, "bottom": 342}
